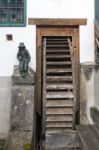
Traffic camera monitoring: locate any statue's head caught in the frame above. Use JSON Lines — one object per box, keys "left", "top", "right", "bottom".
{"left": 19, "top": 42, "right": 25, "bottom": 50}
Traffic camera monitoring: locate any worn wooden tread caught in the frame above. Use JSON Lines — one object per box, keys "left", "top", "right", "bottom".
{"left": 46, "top": 122, "right": 73, "bottom": 128}
{"left": 46, "top": 41, "right": 68, "bottom": 44}
{"left": 47, "top": 43, "right": 69, "bottom": 46}
{"left": 46, "top": 76, "right": 72, "bottom": 82}
{"left": 46, "top": 107, "right": 73, "bottom": 115}
{"left": 46, "top": 92, "right": 74, "bottom": 99}
{"left": 46, "top": 55, "right": 71, "bottom": 59}
{"left": 46, "top": 115, "right": 73, "bottom": 122}
{"left": 46, "top": 100, "right": 73, "bottom": 107}
{"left": 46, "top": 68, "right": 72, "bottom": 74}
{"left": 46, "top": 61, "right": 71, "bottom": 65}
{"left": 46, "top": 39, "right": 68, "bottom": 41}
{"left": 46, "top": 84, "right": 73, "bottom": 90}
{"left": 46, "top": 129, "right": 75, "bottom": 135}
{"left": 46, "top": 45, "right": 69, "bottom": 48}
{"left": 76, "top": 125, "right": 99, "bottom": 150}
{"left": 46, "top": 50, "right": 70, "bottom": 53}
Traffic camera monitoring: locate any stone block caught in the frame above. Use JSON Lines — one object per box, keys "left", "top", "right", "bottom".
{"left": 12, "top": 65, "right": 34, "bottom": 85}
{"left": 3, "top": 131, "right": 32, "bottom": 150}
{"left": 10, "top": 85, "right": 34, "bottom": 131}
{"left": 0, "top": 77, "right": 11, "bottom": 136}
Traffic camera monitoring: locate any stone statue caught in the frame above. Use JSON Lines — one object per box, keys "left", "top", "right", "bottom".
{"left": 17, "top": 43, "right": 31, "bottom": 78}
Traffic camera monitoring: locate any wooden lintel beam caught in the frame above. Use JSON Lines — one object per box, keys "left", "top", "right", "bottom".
{"left": 28, "top": 18, "right": 87, "bottom": 26}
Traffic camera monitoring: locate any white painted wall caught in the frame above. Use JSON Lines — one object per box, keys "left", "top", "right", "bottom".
{"left": 0, "top": 0, "right": 94, "bottom": 76}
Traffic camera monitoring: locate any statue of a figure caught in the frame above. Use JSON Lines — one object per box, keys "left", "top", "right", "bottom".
{"left": 17, "top": 43, "right": 31, "bottom": 78}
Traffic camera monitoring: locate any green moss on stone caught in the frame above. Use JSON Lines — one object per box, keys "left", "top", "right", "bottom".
{"left": 0, "top": 144, "right": 3, "bottom": 150}
{"left": 23, "top": 144, "right": 31, "bottom": 150}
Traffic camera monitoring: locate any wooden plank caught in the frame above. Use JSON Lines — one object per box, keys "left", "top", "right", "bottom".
{"left": 40, "top": 27, "right": 79, "bottom": 37}
{"left": 35, "top": 28, "right": 42, "bottom": 115}
{"left": 72, "top": 34, "right": 80, "bottom": 125}
{"left": 46, "top": 122, "right": 73, "bottom": 128}
{"left": 46, "top": 100, "right": 73, "bottom": 107}
{"left": 47, "top": 39, "right": 68, "bottom": 45}
{"left": 28, "top": 18, "right": 87, "bottom": 26}
{"left": 46, "top": 68, "right": 72, "bottom": 74}
{"left": 46, "top": 55, "right": 71, "bottom": 59}
{"left": 46, "top": 50, "right": 70, "bottom": 53}
{"left": 46, "top": 61, "right": 71, "bottom": 65}
{"left": 46, "top": 128, "right": 74, "bottom": 134}
{"left": 46, "top": 92, "right": 74, "bottom": 99}
{"left": 46, "top": 76, "right": 72, "bottom": 82}
{"left": 76, "top": 125, "right": 99, "bottom": 150}
{"left": 46, "top": 83, "right": 73, "bottom": 90}
{"left": 46, "top": 115, "right": 73, "bottom": 122}
{"left": 46, "top": 38, "right": 68, "bottom": 41}
{"left": 46, "top": 108, "right": 73, "bottom": 115}
{"left": 46, "top": 44, "right": 69, "bottom": 48}
{"left": 42, "top": 37, "right": 47, "bottom": 137}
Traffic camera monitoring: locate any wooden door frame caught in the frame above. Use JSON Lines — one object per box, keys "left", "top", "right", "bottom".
{"left": 35, "top": 26, "right": 80, "bottom": 119}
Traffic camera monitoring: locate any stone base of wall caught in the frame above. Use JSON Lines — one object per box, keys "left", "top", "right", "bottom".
{"left": 3, "top": 66, "right": 35, "bottom": 150}
{"left": 3, "top": 131, "right": 32, "bottom": 150}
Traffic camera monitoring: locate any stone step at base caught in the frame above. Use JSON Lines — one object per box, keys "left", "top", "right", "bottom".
{"left": 42, "top": 132, "right": 81, "bottom": 150}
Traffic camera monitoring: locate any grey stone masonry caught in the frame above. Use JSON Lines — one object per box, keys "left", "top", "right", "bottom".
{"left": 3, "top": 131, "right": 32, "bottom": 150}
{"left": 11, "top": 85, "right": 34, "bottom": 131}
{"left": 4, "top": 66, "right": 35, "bottom": 150}
{"left": 11, "top": 65, "right": 34, "bottom": 131}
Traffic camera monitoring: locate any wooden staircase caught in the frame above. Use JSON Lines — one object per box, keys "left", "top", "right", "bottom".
{"left": 42, "top": 36, "right": 77, "bottom": 148}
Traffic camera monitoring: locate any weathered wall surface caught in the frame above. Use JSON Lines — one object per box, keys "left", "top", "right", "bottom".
{"left": 80, "top": 63, "right": 99, "bottom": 124}
{"left": 94, "top": 65, "right": 99, "bottom": 110}
{"left": 0, "top": 77, "right": 11, "bottom": 138}
{"left": 80, "top": 63, "right": 94, "bottom": 124}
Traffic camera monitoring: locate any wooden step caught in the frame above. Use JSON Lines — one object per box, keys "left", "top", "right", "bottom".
{"left": 46, "top": 92, "right": 74, "bottom": 99}
{"left": 46, "top": 122, "right": 73, "bottom": 128}
{"left": 46, "top": 100, "right": 73, "bottom": 108}
{"left": 46, "top": 68, "right": 72, "bottom": 74}
{"left": 46, "top": 76, "right": 72, "bottom": 82}
{"left": 46, "top": 61, "right": 71, "bottom": 66}
{"left": 44, "top": 132, "right": 81, "bottom": 149}
{"left": 46, "top": 41, "right": 68, "bottom": 44}
{"left": 46, "top": 55, "right": 71, "bottom": 59}
{"left": 46, "top": 115, "right": 73, "bottom": 122}
{"left": 46, "top": 45, "right": 69, "bottom": 48}
{"left": 46, "top": 128, "right": 74, "bottom": 135}
{"left": 46, "top": 49, "right": 70, "bottom": 52}
{"left": 46, "top": 107, "right": 73, "bottom": 115}
{"left": 46, "top": 84, "right": 73, "bottom": 90}
{"left": 46, "top": 38, "right": 68, "bottom": 41}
